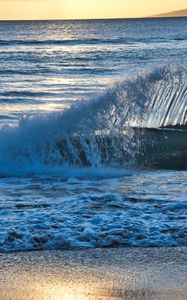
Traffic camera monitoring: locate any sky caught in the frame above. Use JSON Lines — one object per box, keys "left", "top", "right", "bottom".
{"left": 0, "top": 0, "right": 186, "bottom": 20}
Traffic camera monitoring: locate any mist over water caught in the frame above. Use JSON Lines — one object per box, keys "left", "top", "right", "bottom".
{"left": 0, "top": 18, "right": 186, "bottom": 252}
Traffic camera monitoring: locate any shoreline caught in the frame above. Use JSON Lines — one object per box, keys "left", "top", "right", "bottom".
{"left": 0, "top": 247, "right": 186, "bottom": 299}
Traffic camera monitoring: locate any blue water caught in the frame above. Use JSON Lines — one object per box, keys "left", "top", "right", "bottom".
{"left": 0, "top": 18, "right": 187, "bottom": 127}
{"left": 0, "top": 18, "right": 186, "bottom": 252}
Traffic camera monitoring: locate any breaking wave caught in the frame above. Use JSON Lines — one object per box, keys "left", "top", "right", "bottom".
{"left": 0, "top": 66, "right": 186, "bottom": 177}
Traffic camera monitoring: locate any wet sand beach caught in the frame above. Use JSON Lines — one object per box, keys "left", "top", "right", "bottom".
{"left": 0, "top": 247, "right": 186, "bottom": 300}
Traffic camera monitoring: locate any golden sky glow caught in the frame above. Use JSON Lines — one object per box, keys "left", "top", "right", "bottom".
{"left": 0, "top": 0, "right": 186, "bottom": 20}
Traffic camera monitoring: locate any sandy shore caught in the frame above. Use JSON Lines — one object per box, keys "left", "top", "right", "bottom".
{"left": 0, "top": 247, "right": 186, "bottom": 300}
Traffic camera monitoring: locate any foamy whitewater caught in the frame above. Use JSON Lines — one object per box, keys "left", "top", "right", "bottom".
{"left": 0, "top": 18, "right": 186, "bottom": 252}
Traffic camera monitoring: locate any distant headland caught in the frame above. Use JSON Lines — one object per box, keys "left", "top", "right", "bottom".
{"left": 151, "top": 8, "right": 187, "bottom": 18}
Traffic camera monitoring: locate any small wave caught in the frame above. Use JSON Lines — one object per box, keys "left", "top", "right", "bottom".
{"left": 0, "top": 66, "right": 186, "bottom": 177}
{"left": 0, "top": 90, "right": 54, "bottom": 98}
{"left": 0, "top": 38, "right": 125, "bottom": 47}
{"left": 0, "top": 37, "right": 156, "bottom": 47}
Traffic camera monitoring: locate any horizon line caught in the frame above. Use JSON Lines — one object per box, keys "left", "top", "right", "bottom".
{"left": 0, "top": 15, "right": 187, "bottom": 22}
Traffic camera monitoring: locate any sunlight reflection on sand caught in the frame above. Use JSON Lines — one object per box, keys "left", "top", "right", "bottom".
{"left": 0, "top": 248, "right": 186, "bottom": 300}
{"left": 1, "top": 271, "right": 186, "bottom": 300}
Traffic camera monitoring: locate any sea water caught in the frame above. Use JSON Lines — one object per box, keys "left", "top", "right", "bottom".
{"left": 0, "top": 18, "right": 186, "bottom": 252}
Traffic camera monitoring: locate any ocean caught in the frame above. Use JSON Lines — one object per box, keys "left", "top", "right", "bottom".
{"left": 0, "top": 18, "right": 186, "bottom": 252}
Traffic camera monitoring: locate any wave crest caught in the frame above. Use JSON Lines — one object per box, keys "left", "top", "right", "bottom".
{"left": 0, "top": 66, "right": 186, "bottom": 176}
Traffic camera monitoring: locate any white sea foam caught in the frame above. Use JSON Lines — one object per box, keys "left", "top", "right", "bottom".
{"left": 0, "top": 170, "right": 186, "bottom": 252}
